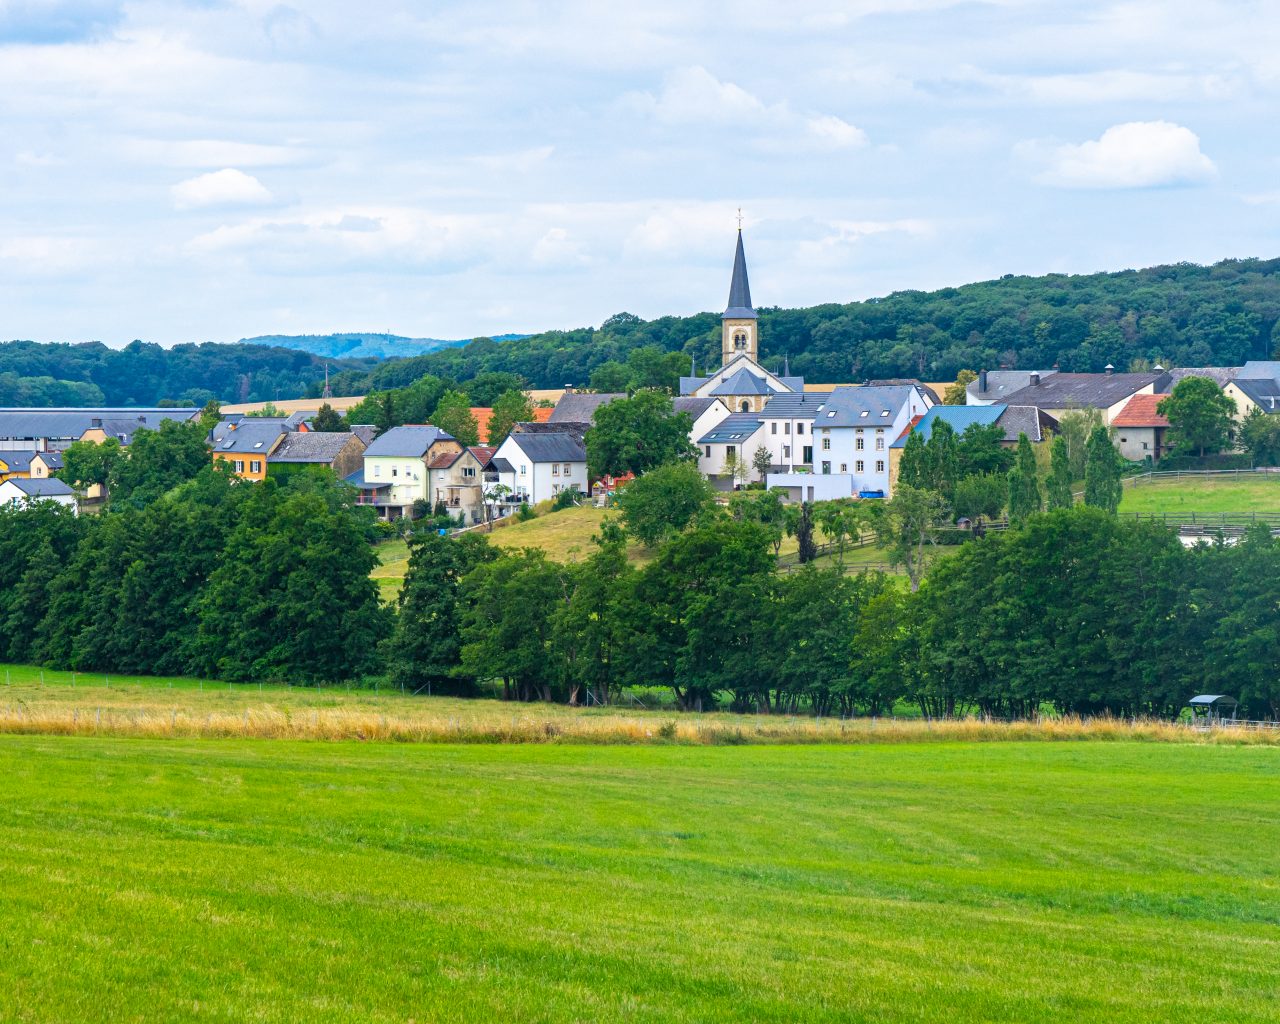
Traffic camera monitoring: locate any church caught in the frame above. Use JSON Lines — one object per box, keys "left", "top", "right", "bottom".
{"left": 679, "top": 228, "right": 804, "bottom": 412}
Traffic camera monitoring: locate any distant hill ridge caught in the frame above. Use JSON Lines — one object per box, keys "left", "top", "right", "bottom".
{"left": 241, "top": 332, "right": 529, "bottom": 361}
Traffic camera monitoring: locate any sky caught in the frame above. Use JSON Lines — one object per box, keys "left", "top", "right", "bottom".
{"left": 2, "top": 0, "right": 1279, "bottom": 347}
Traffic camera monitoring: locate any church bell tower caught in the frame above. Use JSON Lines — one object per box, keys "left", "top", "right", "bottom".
{"left": 721, "top": 225, "right": 758, "bottom": 366}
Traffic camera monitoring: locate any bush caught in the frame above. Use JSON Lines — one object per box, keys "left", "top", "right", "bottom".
{"left": 1156, "top": 453, "right": 1253, "bottom": 472}
{"left": 551, "top": 487, "right": 582, "bottom": 511}
{"left": 517, "top": 503, "right": 537, "bottom": 522}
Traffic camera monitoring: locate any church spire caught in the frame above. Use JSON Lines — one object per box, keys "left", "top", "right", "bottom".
{"left": 722, "top": 227, "right": 757, "bottom": 321}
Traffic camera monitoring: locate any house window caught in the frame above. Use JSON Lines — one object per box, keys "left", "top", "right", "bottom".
{"left": 821, "top": 461, "right": 831, "bottom": 475}
{"left": 250, "top": 460, "right": 261, "bottom": 474}
{"left": 876, "top": 460, "right": 885, "bottom": 473}
{"left": 803, "top": 445, "right": 813, "bottom": 463}
{"left": 373, "top": 465, "right": 381, "bottom": 477}
{"left": 463, "top": 467, "right": 476, "bottom": 478}
{"left": 875, "top": 437, "right": 884, "bottom": 451}
{"left": 771, "top": 422, "right": 777, "bottom": 435}
{"left": 855, "top": 460, "right": 864, "bottom": 473}
{"left": 784, "top": 423, "right": 791, "bottom": 435}
{"left": 1141, "top": 441, "right": 1149, "bottom": 450}
{"left": 552, "top": 464, "right": 560, "bottom": 476}
{"left": 726, "top": 445, "right": 736, "bottom": 459}
{"left": 520, "top": 465, "right": 527, "bottom": 475}
{"left": 821, "top": 438, "right": 830, "bottom": 451}
{"left": 233, "top": 460, "right": 244, "bottom": 474}
{"left": 392, "top": 467, "right": 398, "bottom": 477}
{"left": 564, "top": 464, "right": 572, "bottom": 475}
{"left": 782, "top": 445, "right": 791, "bottom": 459}
{"left": 856, "top": 437, "right": 864, "bottom": 451}
{"left": 840, "top": 463, "right": 847, "bottom": 473}
{"left": 796, "top": 424, "right": 804, "bottom": 435}
{"left": 705, "top": 445, "right": 711, "bottom": 457}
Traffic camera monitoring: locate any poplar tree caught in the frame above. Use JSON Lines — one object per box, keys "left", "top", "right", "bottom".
{"left": 1084, "top": 425, "right": 1123, "bottom": 513}
{"left": 1006, "top": 433, "right": 1042, "bottom": 524}
{"left": 1046, "top": 435, "right": 1074, "bottom": 510}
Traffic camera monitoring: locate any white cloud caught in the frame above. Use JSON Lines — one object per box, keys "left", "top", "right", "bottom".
{"left": 1031, "top": 121, "right": 1218, "bottom": 189}
{"left": 171, "top": 169, "right": 274, "bottom": 209}
{"left": 128, "top": 139, "right": 307, "bottom": 168}
{"left": 805, "top": 114, "right": 868, "bottom": 149}
{"left": 531, "top": 227, "right": 589, "bottom": 268}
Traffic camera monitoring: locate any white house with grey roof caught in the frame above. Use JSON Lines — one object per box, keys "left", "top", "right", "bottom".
{"left": 494, "top": 431, "right": 587, "bottom": 504}
{"left": 0, "top": 476, "right": 77, "bottom": 512}
{"left": 767, "top": 384, "right": 934, "bottom": 500}
{"left": 0, "top": 407, "right": 199, "bottom": 451}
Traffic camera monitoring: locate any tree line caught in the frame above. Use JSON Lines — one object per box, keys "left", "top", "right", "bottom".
{"left": 326, "top": 257, "right": 1280, "bottom": 393}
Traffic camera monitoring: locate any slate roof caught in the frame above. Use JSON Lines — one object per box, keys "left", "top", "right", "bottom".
{"left": 487, "top": 457, "right": 515, "bottom": 475}
{"left": 363, "top": 424, "right": 455, "bottom": 458}
{"left": 0, "top": 450, "right": 36, "bottom": 473}
{"left": 997, "top": 405, "right": 1052, "bottom": 443}
{"left": 505, "top": 432, "right": 587, "bottom": 463}
{"left": 1112, "top": 394, "right": 1170, "bottom": 428}
{"left": 0, "top": 407, "right": 198, "bottom": 444}
{"left": 211, "top": 421, "right": 288, "bottom": 456}
{"left": 549, "top": 392, "right": 624, "bottom": 423}
{"left": 723, "top": 230, "right": 756, "bottom": 320}
{"left": 699, "top": 412, "right": 763, "bottom": 444}
{"left": 511, "top": 420, "right": 587, "bottom": 444}
{"left": 1160, "top": 367, "right": 1239, "bottom": 391}
{"left": 4, "top": 477, "right": 74, "bottom": 497}
{"left": 1236, "top": 361, "right": 1280, "bottom": 381}
{"left": 864, "top": 379, "right": 943, "bottom": 403}
{"left": 812, "top": 385, "right": 918, "bottom": 429}
{"left": 33, "top": 451, "right": 63, "bottom": 469}
{"left": 758, "top": 392, "right": 835, "bottom": 418}
{"left": 1233, "top": 377, "right": 1280, "bottom": 413}
{"left": 711, "top": 367, "right": 772, "bottom": 397}
{"left": 672, "top": 396, "right": 722, "bottom": 419}
{"left": 268, "top": 431, "right": 358, "bottom": 464}
{"left": 999, "top": 372, "right": 1169, "bottom": 410}
{"left": 967, "top": 370, "right": 1057, "bottom": 402}
{"left": 349, "top": 424, "right": 378, "bottom": 446}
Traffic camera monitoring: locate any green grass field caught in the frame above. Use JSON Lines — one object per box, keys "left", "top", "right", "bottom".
{"left": 1119, "top": 473, "right": 1280, "bottom": 516}
{"left": 0, "top": 737, "right": 1275, "bottom": 1023}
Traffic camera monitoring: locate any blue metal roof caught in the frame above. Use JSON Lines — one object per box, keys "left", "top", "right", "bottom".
{"left": 889, "top": 404, "right": 1005, "bottom": 449}
{"left": 699, "top": 413, "right": 762, "bottom": 444}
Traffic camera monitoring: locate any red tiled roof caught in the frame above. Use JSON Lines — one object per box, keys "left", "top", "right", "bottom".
{"left": 468, "top": 445, "right": 497, "bottom": 467}
{"left": 1112, "top": 394, "right": 1169, "bottom": 428}
{"left": 895, "top": 414, "right": 925, "bottom": 443}
{"left": 427, "top": 451, "right": 461, "bottom": 470}
{"left": 469, "top": 405, "right": 552, "bottom": 444}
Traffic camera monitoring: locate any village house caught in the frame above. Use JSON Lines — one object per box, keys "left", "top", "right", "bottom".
{"left": 426, "top": 446, "right": 491, "bottom": 522}
{"left": 0, "top": 476, "right": 77, "bottom": 512}
{"left": 493, "top": 431, "right": 587, "bottom": 504}
{"left": 0, "top": 450, "right": 35, "bottom": 483}
{"left": 266, "top": 430, "right": 367, "bottom": 479}
{"left": 998, "top": 370, "right": 1171, "bottom": 424}
{"left": 348, "top": 425, "right": 461, "bottom": 520}
{"left": 966, "top": 369, "right": 1057, "bottom": 405}
{"left": 1224, "top": 361, "right": 1280, "bottom": 419}
{"left": 1111, "top": 394, "right": 1172, "bottom": 462}
{"left": 887, "top": 403, "right": 1056, "bottom": 490}
{"left": 0, "top": 407, "right": 199, "bottom": 452}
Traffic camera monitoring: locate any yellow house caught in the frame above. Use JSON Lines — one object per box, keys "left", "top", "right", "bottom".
{"left": 210, "top": 421, "right": 290, "bottom": 480}
{"left": 0, "top": 450, "right": 35, "bottom": 483}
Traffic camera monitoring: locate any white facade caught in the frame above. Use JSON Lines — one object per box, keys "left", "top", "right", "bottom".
{"left": 696, "top": 419, "right": 766, "bottom": 483}
{"left": 765, "top": 472, "right": 859, "bottom": 503}
{"left": 494, "top": 435, "right": 588, "bottom": 505}
{"left": 0, "top": 479, "right": 77, "bottom": 512}
{"left": 813, "top": 386, "right": 933, "bottom": 497}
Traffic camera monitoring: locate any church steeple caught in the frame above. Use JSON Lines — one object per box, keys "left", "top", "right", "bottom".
{"left": 723, "top": 228, "right": 757, "bottom": 321}
{"left": 721, "top": 226, "right": 759, "bottom": 365}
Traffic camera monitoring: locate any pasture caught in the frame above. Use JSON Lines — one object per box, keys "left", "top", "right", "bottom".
{"left": 0, "top": 737, "right": 1276, "bottom": 1023}
{"left": 1119, "top": 472, "right": 1280, "bottom": 516}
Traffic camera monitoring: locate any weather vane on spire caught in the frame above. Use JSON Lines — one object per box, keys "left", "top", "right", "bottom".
{"left": 736, "top": 207, "right": 743, "bottom": 230}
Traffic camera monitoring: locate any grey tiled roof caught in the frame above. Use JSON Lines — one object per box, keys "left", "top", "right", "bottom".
{"left": 363, "top": 425, "right": 454, "bottom": 458}
{"left": 5, "top": 477, "right": 74, "bottom": 497}
{"left": 759, "top": 392, "right": 835, "bottom": 418}
{"left": 1161, "top": 367, "right": 1239, "bottom": 391}
{"left": 966, "top": 370, "right": 1057, "bottom": 402}
{"left": 211, "top": 421, "right": 287, "bottom": 455}
{"left": 349, "top": 425, "right": 378, "bottom": 446}
{"left": 268, "top": 431, "right": 358, "bottom": 463}
{"left": 505, "top": 432, "right": 586, "bottom": 463}
{"left": 548, "top": 392, "right": 624, "bottom": 423}
{"left": 999, "top": 372, "right": 1169, "bottom": 410}
{"left": 0, "top": 407, "right": 198, "bottom": 443}
{"left": 997, "top": 405, "right": 1049, "bottom": 443}
{"left": 699, "top": 412, "right": 762, "bottom": 444}
{"left": 812, "top": 385, "right": 918, "bottom": 428}
{"left": 0, "top": 450, "right": 36, "bottom": 472}
{"left": 1237, "top": 361, "right": 1280, "bottom": 381}
{"left": 1233, "top": 377, "right": 1280, "bottom": 413}
{"left": 671, "top": 396, "right": 722, "bottom": 418}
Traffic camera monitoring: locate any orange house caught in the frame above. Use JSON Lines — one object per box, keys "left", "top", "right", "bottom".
{"left": 209, "top": 421, "right": 289, "bottom": 480}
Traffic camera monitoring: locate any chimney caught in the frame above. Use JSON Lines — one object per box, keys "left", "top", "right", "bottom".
{"left": 563, "top": 385, "right": 575, "bottom": 394}
{"left": 1105, "top": 363, "right": 1115, "bottom": 375}
{"left": 978, "top": 369, "right": 988, "bottom": 393}
{"left": 138, "top": 415, "right": 146, "bottom": 423}
{"left": 91, "top": 417, "right": 102, "bottom": 428}
{"left": 1029, "top": 372, "right": 1040, "bottom": 387}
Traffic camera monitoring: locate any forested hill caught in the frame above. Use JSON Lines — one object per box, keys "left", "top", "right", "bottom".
{"left": 6, "top": 257, "right": 1280, "bottom": 407}
{"left": 241, "top": 332, "right": 528, "bottom": 360}
{"left": 0, "top": 340, "right": 374, "bottom": 407}
{"left": 325, "top": 256, "right": 1280, "bottom": 394}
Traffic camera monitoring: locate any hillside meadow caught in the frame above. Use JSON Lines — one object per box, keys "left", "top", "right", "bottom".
{"left": 0, "top": 736, "right": 1276, "bottom": 1023}
{"left": 1119, "top": 473, "right": 1280, "bottom": 516}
